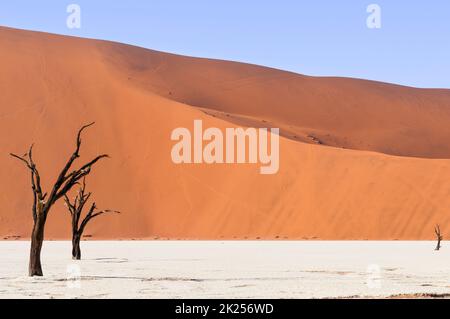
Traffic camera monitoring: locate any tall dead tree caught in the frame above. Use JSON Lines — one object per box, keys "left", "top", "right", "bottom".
{"left": 10, "top": 123, "right": 108, "bottom": 276}
{"left": 435, "top": 224, "right": 443, "bottom": 251}
{"left": 64, "top": 178, "right": 119, "bottom": 260}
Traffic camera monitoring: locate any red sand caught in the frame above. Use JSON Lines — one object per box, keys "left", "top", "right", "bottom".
{"left": 1, "top": 26, "right": 449, "bottom": 240}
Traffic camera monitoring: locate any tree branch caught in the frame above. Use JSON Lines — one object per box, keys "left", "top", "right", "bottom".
{"left": 10, "top": 153, "right": 32, "bottom": 168}
{"left": 78, "top": 202, "right": 120, "bottom": 235}
{"left": 10, "top": 145, "right": 44, "bottom": 221}
{"left": 45, "top": 123, "right": 106, "bottom": 208}
{"left": 53, "top": 155, "right": 108, "bottom": 203}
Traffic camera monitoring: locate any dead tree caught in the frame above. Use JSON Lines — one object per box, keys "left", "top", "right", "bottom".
{"left": 64, "top": 178, "right": 119, "bottom": 260}
{"left": 10, "top": 123, "right": 108, "bottom": 276}
{"left": 435, "top": 224, "right": 443, "bottom": 251}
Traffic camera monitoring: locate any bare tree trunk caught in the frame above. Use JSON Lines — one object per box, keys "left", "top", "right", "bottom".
{"left": 435, "top": 237, "right": 441, "bottom": 251}
{"left": 435, "top": 224, "right": 443, "bottom": 251}
{"left": 29, "top": 216, "right": 45, "bottom": 276}
{"left": 72, "top": 233, "right": 81, "bottom": 260}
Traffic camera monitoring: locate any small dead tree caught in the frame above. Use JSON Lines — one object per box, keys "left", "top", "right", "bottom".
{"left": 64, "top": 178, "right": 119, "bottom": 260}
{"left": 10, "top": 123, "right": 108, "bottom": 276}
{"left": 435, "top": 224, "right": 443, "bottom": 251}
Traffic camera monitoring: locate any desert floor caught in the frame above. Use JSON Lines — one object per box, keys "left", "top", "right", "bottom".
{"left": 0, "top": 241, "right": 449, "bottom": 299}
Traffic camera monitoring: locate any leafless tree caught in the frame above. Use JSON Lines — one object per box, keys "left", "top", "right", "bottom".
{"left": 435, "top": 224, "right": 443, "bottom": 251}
{"left": 10, "top": 123, "right": 108, "bottom": 276}
{"left": 64, "top": 178, "right": 120, "bottom": 260}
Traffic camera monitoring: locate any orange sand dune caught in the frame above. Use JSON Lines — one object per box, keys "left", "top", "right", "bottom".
{"left": 0, "top": 26, "right": 449, "bottom": 240}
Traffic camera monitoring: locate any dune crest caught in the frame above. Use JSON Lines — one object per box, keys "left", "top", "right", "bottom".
{"left": 0, "top": 26, "right": 449, "bottom": 240}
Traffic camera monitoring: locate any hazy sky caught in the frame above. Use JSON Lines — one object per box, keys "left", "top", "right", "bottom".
{"left": 1, "top": 1, "right": 449, "bottom": 88}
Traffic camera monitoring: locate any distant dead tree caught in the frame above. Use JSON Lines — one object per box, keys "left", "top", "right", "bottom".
{"left": 10, "top": 123, "right": 108, "bottom": 276}
{"left": 64, "top": 178, "right": 120, "bottom": 260}
{"left": 435, "top": 224, "right": 443, "bottom": 251}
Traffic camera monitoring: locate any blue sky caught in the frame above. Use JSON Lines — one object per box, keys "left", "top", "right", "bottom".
{"left": 0, "top": 1, "right": 449, "bottom": 88}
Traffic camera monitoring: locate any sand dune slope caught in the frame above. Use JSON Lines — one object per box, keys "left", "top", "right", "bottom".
{"left": 99, "top": 40, "right": 450, "bottom": 159}
{"left": 0, "top": 26, "right": 449, "bottom": 240}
